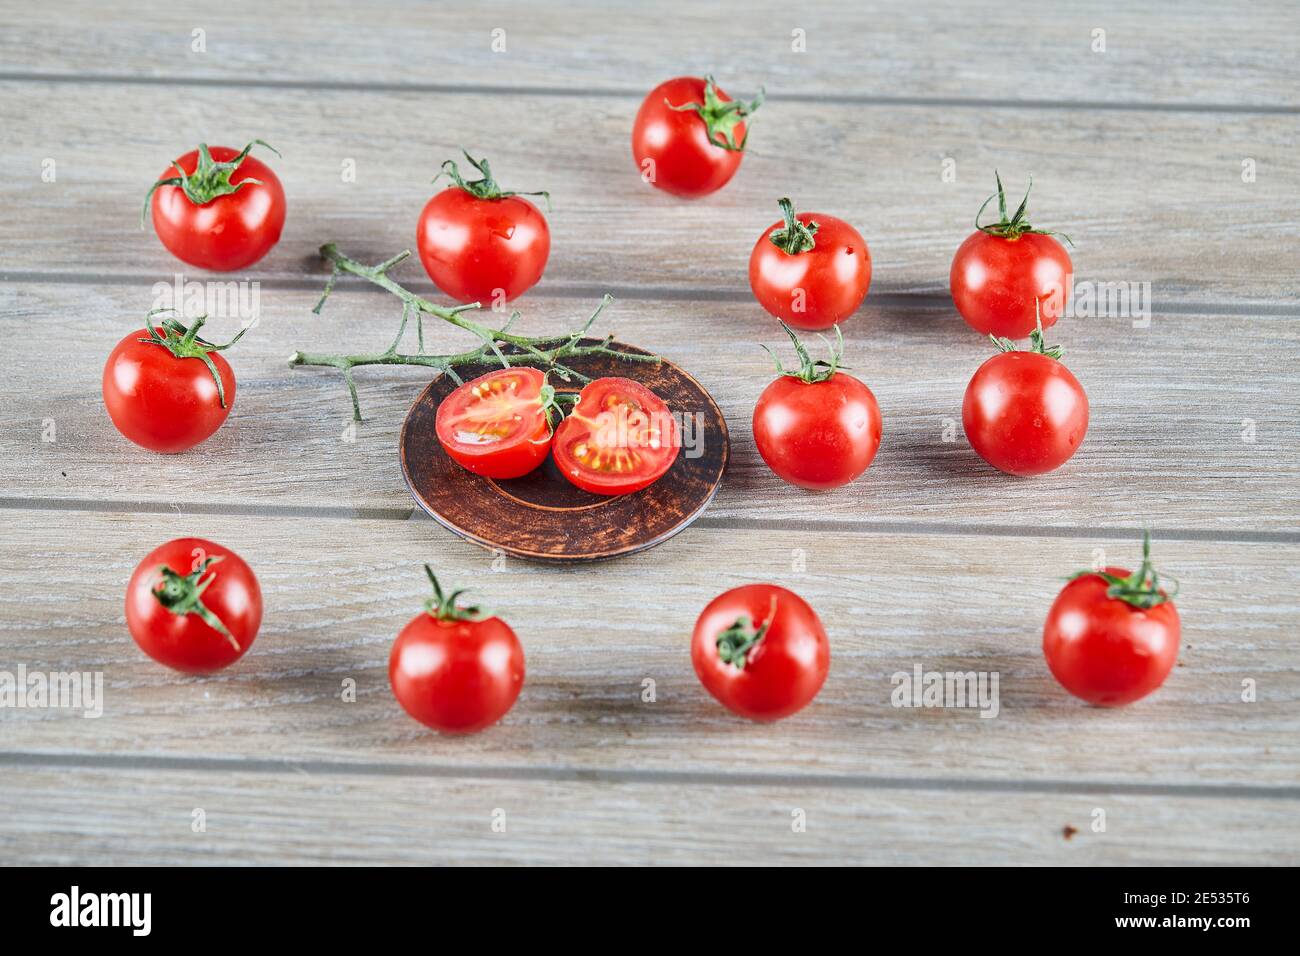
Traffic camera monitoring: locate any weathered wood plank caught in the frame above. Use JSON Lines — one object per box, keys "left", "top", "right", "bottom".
{"left": 3, "top": 509, "right": 1296, "bottom": 787}
{"left": 2, "top": 284, "right": 1297, "bottom": 532}
{"left": 2, "top": 84, "right": 1297, "bottom": 302}
{"left": 2, "top": 764, "right": 1295, "bottom": 865}
{"left": 3, "top": 1, "right": 1298, "bottom": 108}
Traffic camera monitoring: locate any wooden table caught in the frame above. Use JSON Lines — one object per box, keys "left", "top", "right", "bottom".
{"left": 2, "top": 0, "right": 1297, "bottom": 865}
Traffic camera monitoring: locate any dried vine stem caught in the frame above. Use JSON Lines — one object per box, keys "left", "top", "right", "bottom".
{"left": 288, "top": 243, "right": 658, "bottom": 421}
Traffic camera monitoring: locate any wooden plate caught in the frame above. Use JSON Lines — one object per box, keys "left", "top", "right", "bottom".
{"left": 399, "top": 341, "right": 729, "bottom": 563}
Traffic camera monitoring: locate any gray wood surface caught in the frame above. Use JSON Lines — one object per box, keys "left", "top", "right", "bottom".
{"left": 1, "top": 0, "right": 1297, "bottom": 866}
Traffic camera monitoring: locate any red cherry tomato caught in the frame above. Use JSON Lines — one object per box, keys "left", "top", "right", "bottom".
{"left": 631, "top": 75, "right": 763, "bottom": 198}
{"left": 692, "top": 584, "right": 830, "bottom": 721}
{"left": 389, "top": 567, "right": 525, "bottom": 734}
{"left": 103, "top": 313, "right": 248, "bottom": 453}
{"left": 146, "top": 141, "right": 286, "bottom": 272}
{"left": 552, "top": 377, "right": 679, "bottom": 495}
{"left": 749, "top": 199, "right": 871, "bottom": 330}
{"left": 962, "top": 328, "right": 1088, "bottom": 476}
{"left": 125, "top": 537, "right": 262, "bottom": 674}
{"left": 435, "top": 367, "right": 556, "bottom": 479}
{"left": 950, "top": 174, "right": 1072, "bottom": 338}
{"left": 753, "top": 324, "right": 882, "bottom": 490}
{"left": 416, "top": 150, "right": 550, "bottom": 304}
{"left": 1043, "top": 535, "right": 1180, "bottom": 706}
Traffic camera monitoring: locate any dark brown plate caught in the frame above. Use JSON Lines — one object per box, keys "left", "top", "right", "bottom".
{"left": 399, "top": 341, "right": 729, "bottom": 563}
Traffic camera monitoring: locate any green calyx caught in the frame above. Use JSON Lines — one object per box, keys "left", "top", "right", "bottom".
{"left": 1069, "top": 531, "right": 1178, "bottom": 610}
{"left": 138, "top": 308, "right": 251, "bottom": 408}
{"left": 989, "top": 315, "right": 1063, "bottom": 361}
{"left": 715, "top": 614, "right": 771, "bottom": 669}
{"left": 666, "top": 74, "right": 764, "bottom": 152}
{"left": 151, "top": 555, "right": 240, "bottom": 651}
{"left": 768, "top": 198, "right": 819, "bottom": 255}
{"left": 434, "top": 149, "right": 552, "bottom": 210}
{"left": 142, "top": 139, "right": 280, "bottom": 227}
{"left": 422, "top": 565, "right": 484, "bottom": 622}
{"left": 975, "top": 171, "right": 1072, "bottom": 245}
{"left": 763, "top": 321, "right": 846, "bottom": 384}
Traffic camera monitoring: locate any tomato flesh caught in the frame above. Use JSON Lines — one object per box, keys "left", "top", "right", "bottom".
{"left": 749, "top": 213, "right": 871, "bottom": 330}
{"left": 435, "top": 367, "right": 553, "bottom": 479}
{"left": 631, "top": 77, "right": 746, "bottom": 198}
{"left": 416, "top": 188, "right": 550, "bottom": 303}
{"left": 552, "top": 377, "right": 679, "bottom": 495}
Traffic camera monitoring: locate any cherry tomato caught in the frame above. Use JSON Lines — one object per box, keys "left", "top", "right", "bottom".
{"left": 631, "top": 75, "right": 763, "bottom": 198}
{"left": 749, "top": 198, "right": 871, "bottom": 330}
{"left": 692, "top": 584, "right": 830, "bottom": 721}
{"left": 103, "top": 312, "right": 249, "bottom": 453}
{"left": 125, "top": 537, "right": 262, "bottom": 674}
{"left": 950, "top": 174, "right": 1072, "bottom": 338}
{"left": 416, "top": 150, "right": 550, "bottom": 304}
{"left": 1043, "top": 535, "right": 1180, "bottom": 706}
{"left": 389, "top": 567, "right": 525, "bottom": 734}
{"left": 435, "top": 367, "right": 557, "bottom": 479}
{"left": 753, "top": 324, "right": 882, "bottom": 490}
{"left": 962, "top": 325, "right": 1088, "bottom": 476}
{"left": 145, "top": 141, "right": 286, "bottom": 272}
{"left": 552, "top": 377, "right": 679, "bottom": 495}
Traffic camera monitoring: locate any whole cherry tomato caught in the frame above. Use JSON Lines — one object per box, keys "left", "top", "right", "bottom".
{"left": 749, "top": 198, "right": 871, "bottom": 330}
{"left": 125, "top": 537, "right": 262, "bottom": 674}
{"left": 962, "top": 323, "right": 1088, "bottom": 476}
{"left": 1043, "top": 534, "right": 1180, "bottom": 706}
{"left": 631, "top": 75, "right": 764, "bottom": 198}
{"left": 389, "top": 567, "right": 525, "bottom": 734}
{"left": 950, "top": 173, "right": 1073, "bottom": 338}
{"left": 416, "top": 150, "right": 550, "bottom": 304}
{"left": 144, "top": 140, "right": 286, "bottom": 272}
{"left": 692, "top": 584, "right": 830, "bottom": 721}
{"left": 753, "top": 324, "right": 882, "bottom": 490}
{"left": 552, "top": 377, "right": 680, "bottom": 495}
{"left": 435, "top": 367, "right": 558, "bottom": 479}
{"left": 103, "top": 310, "right": 250, "bottom": 453}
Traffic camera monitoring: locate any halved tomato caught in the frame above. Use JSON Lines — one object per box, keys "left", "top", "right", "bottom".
{"left": 552, "top": 377, "right": 679, "bottom": 495}
{"left": 434, "top": 367, "right": 556, "bottom": 479}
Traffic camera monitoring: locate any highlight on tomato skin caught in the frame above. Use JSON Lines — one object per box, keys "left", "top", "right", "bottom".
{"left": 434, "top": 367, "right": 556, "bottom": 480}
{"left": 552, "top": 377, "right": 680, "bottom": 496}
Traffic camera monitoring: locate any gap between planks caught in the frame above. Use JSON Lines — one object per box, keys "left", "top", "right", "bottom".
{"left": 1, "top": 71, "right": 1297, "bottom": 115}
{"left": 0, "top": 498, "right": 1295, "bottom": 544}
{"left": 1, "top": 750, "right": 1297, "bottom": 801}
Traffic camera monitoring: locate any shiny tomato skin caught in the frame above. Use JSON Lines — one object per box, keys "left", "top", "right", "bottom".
{"left": 962, "top": 351, "right": 1088, "bottom": 476}
{"left": 150, "top": 147, "right": 286, "bottom": 272}
{"left": 950, "top": 231, "right": 1072, "bottom": 338}
{"left": 125, "top": 537, "right": 262, "bottom": 674}
{"left": 389, "top": 614, "right": 525, "bottom": 734}
{"left": 435, "top": 367, "right": 553, "bottom": 479}
{"left": 631, "top": 77, "right": 746, "bottom": 198}
{"left": 753, "top": 372, "right": 882, "bottom": 490}
{"left": 103, "top": 327, "right": 235, "bottom": 453}
{"left": 692, "top": 584, "right": 830, "bottom": 721}
{"left": 552, "top": 377, "right": 679, "bottom": 495}
{"left": 749, "top": 213, "right": 871, "bottom": 330}
{"left": 416, "top": 188, "right": 550, "bottom": 304}
{"left": 1043, "top": 570, "right": 1180, "bottom": 706}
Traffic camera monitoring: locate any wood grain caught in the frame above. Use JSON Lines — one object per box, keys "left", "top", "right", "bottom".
{"left": 2, "top": 83, "right": 1298, "bottom": 302}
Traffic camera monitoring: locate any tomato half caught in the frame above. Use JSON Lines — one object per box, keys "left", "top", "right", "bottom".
{"left": 435, "top": 367, "right": 555, "bottom": 479}
{"left": 125, "top": 537, "right": 262, "bottom": 674}
{"left": 691, "top": 584, "right": 830, "bottom": 721}
{"left": 416, "top": 151, "right": 550, "bottom": 304}
{"left": 103, "top": 315, "right": 246, "bottom": 454}
{"left": 748, "top": 199, "right": 871, "bottom": 330}
{"left": 552, "top": 377, "right": 679, "bottom": 495}
{"left": 631, "top": 75, "right": 763, "bottom": 198}
{"left": 1043, "top": 536, "right": 1180, "bottom": 707}
{"left": 388, "top": 567, "right": 525, "bottom": 734}
{"left": 146, "top": 142, "right": 286, "bottom": 272}
{"left": 962, "top": 337, "right": 1088, "bottom": 476}
{"left": 949, "top": 174, "right": 1072, "bottom": 338}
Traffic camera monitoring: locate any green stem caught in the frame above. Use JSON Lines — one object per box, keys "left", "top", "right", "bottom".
{"left": 768, "top": 198, "right": 819, "bottom": 255}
